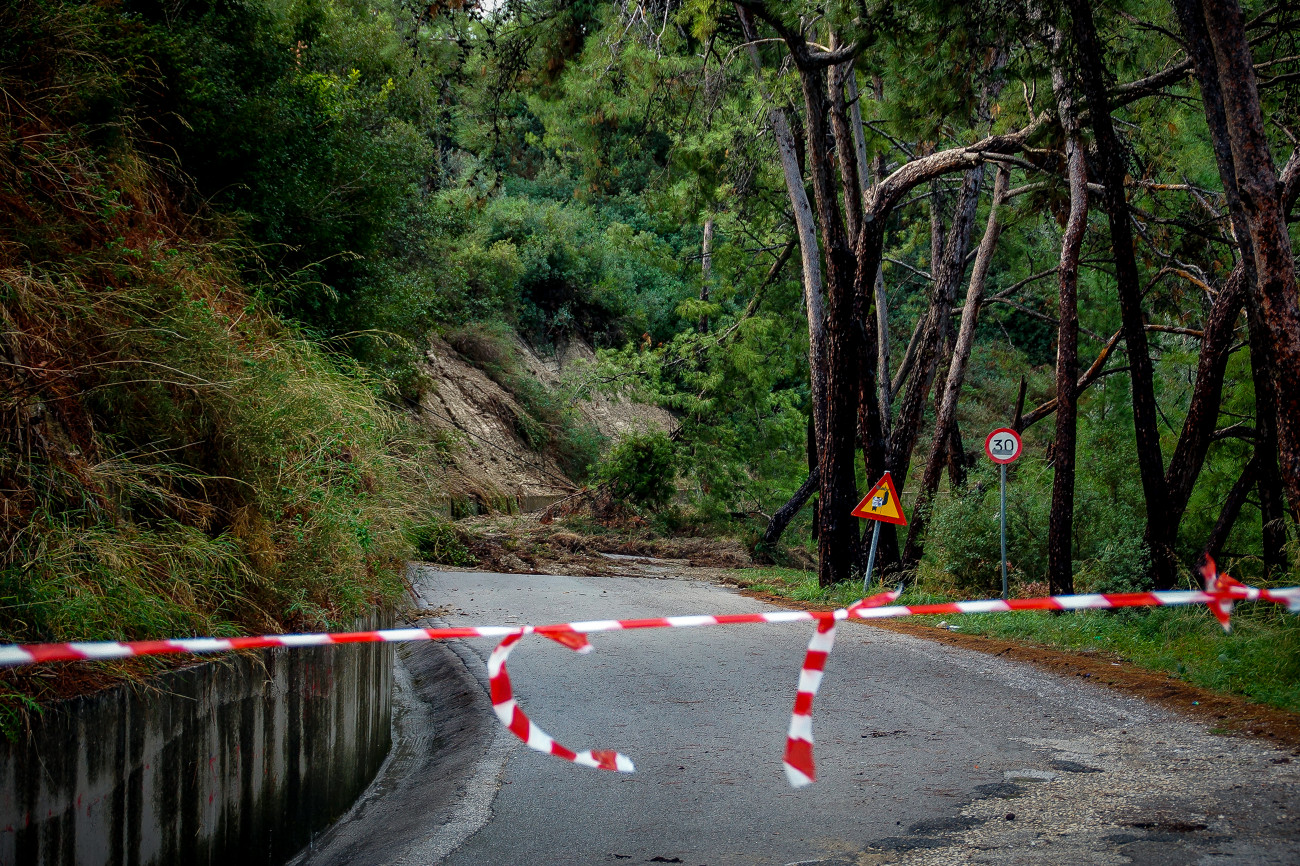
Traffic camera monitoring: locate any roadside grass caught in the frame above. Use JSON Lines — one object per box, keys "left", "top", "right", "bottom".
{"left": 0, "top": 29, "right": 452, "bottom": 730}
{"left": 732, "top": 567, "right": 1300, "bottom": 714}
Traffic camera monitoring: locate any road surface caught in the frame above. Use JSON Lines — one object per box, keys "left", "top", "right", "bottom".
{"left": 296, "top": 566, "right": 1299, "bottom": 865}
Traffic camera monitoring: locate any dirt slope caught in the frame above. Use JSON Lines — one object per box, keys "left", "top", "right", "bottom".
{"left": 415, "top": 335, "right": 674, "bottom": 502}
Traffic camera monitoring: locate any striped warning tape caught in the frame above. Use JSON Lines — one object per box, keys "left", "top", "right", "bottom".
{"left": 488, "top": 628, "right": 635, "bottom": 773}
{"left": 782, "top": 588, "right": 903, "bottom": 787}
{"left": 0, "top": 556, "right": 1293, "bottom": 786}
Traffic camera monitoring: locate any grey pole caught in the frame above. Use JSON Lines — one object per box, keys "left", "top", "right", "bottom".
{"left": 1000, "top": 462, "right": 1009, "bottom": 600}
{"left": 863, "top": 520, "right": 882, "bottom": 593}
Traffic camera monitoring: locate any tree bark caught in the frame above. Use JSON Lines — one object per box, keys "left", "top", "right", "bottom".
{"left": 698, "top": 216, "right": 714, "bottom": 333}
{"left": 1162, "top": 270, "right": 1246, "bottom": 525}
{"left": 1047, "top": 56, "right": 1088, "bottom": 598}
{"left": 903, "top": 167, "right": 1010, "bottom": 564}
{"left": 1204, "top": 454, "right": 1259, "bottom": 558}
{"left": 1173, "top": 0, "right": 1294, "bottom": 574}
{"left": 1246, "top": 304, "right": 1289, "bottom": 574}
{"left": 808, "top": 414, "right": 820, "bottom": 540}
{"left": 737, "top": 5, "right": 827, "bottom": 449}
{"left": 946, "top": 421, "right": 968, "bottom": 489}
{"left": 1199, "top": 0, "right": 1300, "bottom": 522}
{"left": 1069, "top": 0, "right": 1173, "bottom": 587}
{"left": 889, "top": 167, "right": 983, "bottom": 493}
{"left": 800, "top": 57, "right": 863, "bottom": 586}
{"left": 760, "top": 467, "right": 819, "bottom": 556}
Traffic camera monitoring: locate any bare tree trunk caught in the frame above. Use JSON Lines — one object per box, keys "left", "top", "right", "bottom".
{"left": 1174, "top": 0, "right": 1292, "bottom": 574}
{"left": 1047, "top": 58, "right": 1088, "bottom": 598}
{"left": 1204, "top": 454, "right": 1259, "bottom": 558}
{"left": 1162, "top": 271, "right": 1246, "bottom": 522}
{"left": 845, "top": 68, "right": 872, "bottom": 200}
{"left": 737, "top": 5, "right": 827, "bottom": 448}
{"left": 828, "top": 57, "right": 863, "bottom": 240}
{"left": 698, "top": 216, "right": 714, "bottom": 333}
{"left": 829, "top": 51, "right": 892, "bottom": 577}
{"left": 946, "top": 422, "right": 968, "bottom": 489}
{"left": 760, "top": 467, "right": 819, "bottom": 557}
{"left": 807, "top": 414, "right": 820, "bottom": 540}
{"left": 1069, "top": 0, "right": 1173, "bottom": 587}
{"left": 800, "top": 59, "right": 863, "bottom": 587}
{"left": 1199, "top": 0, "right": 1300, "bottom": 522}
{"left": 888, "top": 166, "right": 983, "bottom": 493}
{"left": 1247, "top": 303, "right": 1289, "bottom": 574}
{"left": 903, "top": 167, "right": 1010, "bottom": 563}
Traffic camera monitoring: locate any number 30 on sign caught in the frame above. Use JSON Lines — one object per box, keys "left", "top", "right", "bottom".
{"left": 984, "top": 428, "right": 1022, "bottom": 464}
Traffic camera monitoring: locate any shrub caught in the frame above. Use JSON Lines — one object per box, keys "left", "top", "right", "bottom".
{"left": 408, "top": 518, "right": 476, "bottom": 567}
{"left": 599, "top": 431, "right": 677, "bottom": 509}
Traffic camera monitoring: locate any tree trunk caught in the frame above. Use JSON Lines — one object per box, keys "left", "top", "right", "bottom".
{"left": 760, "top": 467, "right": 819, "bottom": 556}
{"left": 799, "top": 59, "right": 862, "bottom": 587}
{"left": 1047, "top": 58, "right": 1088, "bottom": 599}
{"left": 1162, "top": 268, "right": 1246, "bottom": 525}
{"left": 1173, "top": 0, "right": 1293, "bottom": 574}
{"left": 903, "top": 167, "right": 1010, "bottom": 564}
{"left": 737, "top": 5, "right": 827, "bottom": 450}
{"left": 698, "top": 217, "right": 714, "bottom": 333}
{"left": 1247, "top": 302, "right": 1289, "bottom": 574}
{"left": 946, "top": 421, "right": 968, "bottom": 489}
{"left": 1199, "top": 0, "right": 1300, "bottom": 522}
{"left": 828, "top": 58, "right": 863, "bottom": 241}
{"left": 888, "top": 166, "right": 983, "bottom": 493}
{"left": 1069, "top": 0, "right": 1173, "bottom": 587}
{"left": 1204, "top": 454, "right": 1259, "bottom": 558}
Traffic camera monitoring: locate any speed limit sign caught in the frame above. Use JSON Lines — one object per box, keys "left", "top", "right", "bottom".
{"left": 986, "top": 426, "right": 1022, "bottom": 601}
{"left": 984, "top": 427, "right": 1022, "bottom": 464}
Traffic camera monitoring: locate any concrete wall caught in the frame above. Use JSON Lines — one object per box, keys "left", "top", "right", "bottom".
{"left": 0, "top": 614, "right": 393, "bottom": 866}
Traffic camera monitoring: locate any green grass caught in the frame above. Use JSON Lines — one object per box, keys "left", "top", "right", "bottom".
{"left": 733, "top": 567, "right": 1300, "bottom": 713}
{"left": 955, "top": 605, "right": 1300, "bottom": 712}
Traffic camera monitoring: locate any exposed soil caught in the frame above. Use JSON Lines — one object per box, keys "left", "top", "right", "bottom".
{"left": 735, "top": 588, "right": 1300, "bottom": 751}
{"left": 415, "top": 335, "right": 675, "bottom": 502}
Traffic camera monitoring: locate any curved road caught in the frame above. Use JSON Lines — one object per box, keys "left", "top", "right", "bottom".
{"left": 298, "top": 567, "right": 1299, "bottom": 865}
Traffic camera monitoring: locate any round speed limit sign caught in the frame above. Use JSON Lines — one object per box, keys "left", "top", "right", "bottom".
{"left": 984, "top": 427, "right": 1022, "bottom": 464}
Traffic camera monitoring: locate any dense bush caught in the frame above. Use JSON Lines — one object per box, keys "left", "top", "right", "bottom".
{"left": 599, "top": 431, "right": 678, "bottom": 509}
{"left": 0, "top": 1, "right": 431, "bottom": 700}
{"left": 408, "top": 517, "right": 476, "bottom": 567}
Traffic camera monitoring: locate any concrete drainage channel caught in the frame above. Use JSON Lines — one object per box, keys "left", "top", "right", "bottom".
{"left": 0, "top": 613, "right": 393, "bottom": 866}
{"left": 289, "top": 633, "right": 509, "bottom": 866}
{"left": 0, "top": 604, "right": 504, "bottom": 866}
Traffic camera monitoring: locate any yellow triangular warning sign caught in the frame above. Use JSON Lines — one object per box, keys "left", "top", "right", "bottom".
{"left": 851, "top": 472, "right": 907, "bottom": 525}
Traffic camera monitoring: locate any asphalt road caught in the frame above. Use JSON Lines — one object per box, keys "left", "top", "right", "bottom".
{"left": 298, "top": 567, "right": 1300, "bottom": 866}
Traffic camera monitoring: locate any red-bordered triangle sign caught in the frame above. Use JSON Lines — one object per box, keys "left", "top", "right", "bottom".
{"left": 851, "top": 472, "right": 907, "bottom": 525}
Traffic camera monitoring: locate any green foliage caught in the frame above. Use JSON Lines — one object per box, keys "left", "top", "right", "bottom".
{"left": 0, "top": 242, "right": 417, "bottom": 641}
{"left": 408, "top": 517, "right": 476, "bottom": 567}
{"left": 599, "top": 431, "right": 678, "bottom": 508}
{"left": 955, "top": 604, "right": 1300, "bottom": 714}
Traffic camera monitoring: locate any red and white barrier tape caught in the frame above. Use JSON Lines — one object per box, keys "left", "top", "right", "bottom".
{"left": 782, "top": 589, "right": 903, "bottom": 787}
{"left": 488, "top": 628, "right": 635, "bottom": 773}
{"left": 0, "top": 556, "right": 1293, "bottom": 786}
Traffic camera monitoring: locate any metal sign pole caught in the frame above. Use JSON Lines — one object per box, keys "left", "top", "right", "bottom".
{"left": 863, "top": 520, "right": 882, "bottom": 593}
{"left": 1000, "top": 463, "right": 1008, "bottom": 601}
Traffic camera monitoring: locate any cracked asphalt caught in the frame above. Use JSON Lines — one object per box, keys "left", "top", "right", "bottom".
{"left": 301, "top": 567, "right": 1299, "bottom": 865}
